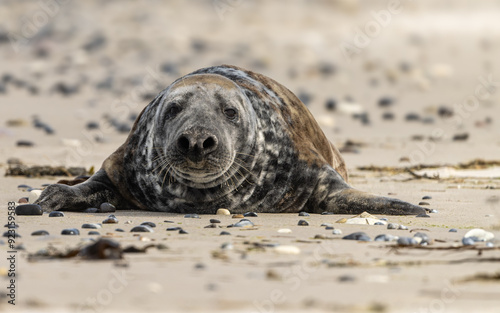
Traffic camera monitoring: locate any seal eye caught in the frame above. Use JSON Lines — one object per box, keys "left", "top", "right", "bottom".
{"left": 166, "top": 104, "right": 181, "bottom": 118}
{"left": 224, "top": 108, "right": 238, "bottom": 120}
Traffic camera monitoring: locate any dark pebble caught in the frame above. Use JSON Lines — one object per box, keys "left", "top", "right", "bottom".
{"left": 204, "top": 224, "right": 218, "bottom": 228}
{"left": 194, "top": 263, "right": 206, "bottom": 270}
{"left": 164, "top": 220, "right": 175, "bottom": 223}
{"left": 115, "top": 228, "right": 125, "bottom": 232}
{"left": 342, "top": 232, "right": 371, "bottom": 241}
{"left": 140, "top": 222, "right": 156, "bottom": 228}
{"left": 416, "top": 213, "right": 430, "bottom": 218}
{"left": 297, "top": 220, "right": 309, "bottom": 226}
{"left": 61, "top": 228, "right": 80, "bottom": 235}
{"left": 16, "top": 140, "right": 34, "bottom": 147}
{"left": 179, "top": 229, "right": 189, "bottom": 234}
{"left": 418, "top": 202, "right": 430, "bottom": 206}
{"left": 88, "top": 231, "right": 100, "bottom": 235}
{"left": 462, "top": 237, "right": 475, "bottom": 246}
{"left": 422, "top": 196, "right": 432, "bottom": 200}
{"left": 82, "top": 223, "right": 101, "bottom": 229}
{"left": 99, "top": 202, "right": 116, "bottom": 213}
{"left": 102, "top": 215, "right": 118, "bottom": 224}
{"left": 449, "top": 228, "right": 458, "bottom": 232}
{"left": 298, "top": 91, "right": 312, "bottom": 106}
{"left": 438, "top": 106, "right": 454, "bottom": 118}
{"left": 31, "top": 230, "right": 49, "bottom": 236}
{"left": 166, "top": 227, "right": 182, "bottom": 231}
{"left": 18, "top": 197, "right": 28, "bottom": 204}
{"left": 234, "top": 219, "right": 254, "bottom": 227}
{"left": 220, "top": 231, "right": 231, "bottom": 235}
{"left": 413, "top": 232, "right": 431, "bottom": 244}
{"left": 209, "top": 219, "right": 221, "bottom": 224}
{"left": 321, "top": 212, "right": 334, "bottom": 215}
{"left": 184, "top": 214, "right": 200, "bottom": 219}
{"left": 298, "top": 212, "right": 310, "bottom": 217}
{"left": 325, "top": 226, "right": 334, "bottom": 230}
{"left": 382, "top": 112, "right": 395, "bottom": 120}
{"left": 453, "top": 133, "right": 469, "bottom": 141}
{"left": 84, "top": 208, "right": 99, "bottom": 213}
{"left": 48, "top": 211, "right": 65, "bottom": 217}
{"left": 5, "top": 224, "right": 19, "bottom": 229}
{"left": 86, "top": 121, "right": 99, "bottom": 130}
{"left": 325, "top": 99, "right": 336, "bottom": 111}
{"left": 397, "top": 237, "right": 419, "bottom": 246}
{"left": 378, "top": 97, "right": 394, "bottom": 107}
{"left": 338, "top": 275, "right": 356, "bottom": 282}
{"left": 17, "top": 184, "right": 32, "bottom": 191}
{"left": 3, "top": 231, "right": 21, "bottom": 238}
{"left": 405, "top": 113, "right": 420, "bottom": 121}
{"left": 422, "top": 117, "right": 435, "bottom": 124}
{"left": 374, "top": 222, "right": 385, "bottom": 225}
{"left": 374, "top": 234, "right": 396, "bottom": 242}
{"left": 131, "top": 225, "right": 154, "bottom": 232}
{"left": 15, "top": 204, "right": 43, "bottom": 215}
{"left": 243, "top": 212, "right": 258, "bottom": 217}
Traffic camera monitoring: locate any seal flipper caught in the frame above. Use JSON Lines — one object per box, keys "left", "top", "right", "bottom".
{"left": 35, "top": 169, "right": 129, "bottom": 212}
{"left": 308, "top": 167, "right": 426, "bottom": 215}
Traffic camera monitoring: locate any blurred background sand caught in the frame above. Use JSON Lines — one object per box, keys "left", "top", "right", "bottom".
{"left": 1, "top": 1, "right": 500, "bottom": 312}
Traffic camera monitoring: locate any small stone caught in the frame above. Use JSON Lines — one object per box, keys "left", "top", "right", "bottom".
{"left": 277, "top": 228, "right": 292, "bottom": 234}
{"left": 232, "top": 214, "right": 244, "bottom": 218}
{"left": 194, "top": 263, "right": 206, "bottom": 270}
{"left": 413, "top": 232, "right": 431, "bottom": 245}
{"left": 48, "top": 211, "right": 65, "bottom": 217}
{"left": 88, "top": 231, "right": 100, "bottom": 236}
{"left": 15, "top": 204, "right": 43, "bottom": 215}
{"left": 297, "top": 220, "right": 309, "bottom": 226}
{"left": 486, "top": 242, "right": 494, "bottom": 248}
{"left": 82, "top": 223, "right": 102, "bottom": 229}
{"left": 179, "top": 229, "right": 189, "bottom": 234}
{"left": 16, "top": 140, "right": 35, "bottom": 147}
{"left": 115, "top": 228, "right": 125, "bottom": 232}
{"left": 405, "top": 113, "right": 420, "bottom": 121}
{"left": 379, "top": 218, "right": 388, "bottom": 221}
{"left": 125, "top": 221, "right": 133, "bottom": 224}
{"left": 130, "top": 225, "right": 153, "bottom": 232}
{"left": 418, "top": 202, "right": 430, "bottom": 206}
{"left": 84, "top": 208, "right": 99, "bottom": 213}
{"left": 321, "top": 223, "right": 333, "bottom": 227}
{"left": 422, "top": 196, "right": 432, "bottom": 200}
{"left": 298, "top": 212, "right": 310, "bottom": 216}
{"left": 374, "top": 234, "right": 397, "bottom": 242}
{"left": 274, "top": 245, "right": 300, "bottom": 255}
{"left": 332, "top": 229, "right": 343, "bottom": 235}
{"left": 325, "top": 99, "right": 337, "bottom": 111}
{"left": 382, "top": 112, "right": 395, "bottom": 120}
{"left": 102, "top": 215, "right": 118, "bottom": 224}
{"left": 18, "top": 197, "right": 29, "bottom": 204}
{"left": 325, "top": 226, "right": 334, "bottom": 230}
{"left": 342, "top": 232, "right": 370, "bottom": 241}
{"left": 234, "top": 219, "right": 254, "bottom": 227}
{"left": 61, "top": 228, "right": 80, "bottom": 235}
{"left": 209, "top": 219, "right": 221, "bottom": 224}
{"left": 166, "top": 227, "right": 181, "bottom": 231}
{"left": 204, "top": 224, "right": 218, "bottom": 228}
{"left": 220, "top": 231, "right": 231, "bottom": 235}
{"left": 216, "top": 208, "right": 231, "bottom": 215}
{"left": 397, "top": 237, "right": 419, "bottom": 246}
{"left": 378, "top": 96, "right": 394, "bottom": 107}
{"left": 99, "top": 202, "right": 116, "bottom": 213}
{"left": 398, "top": 225, "right": 408, "bottom": 230}
{"left": 31, "top": 230, "right": 49, "bottom": 236}
{"left": 338, "top": 275, "right": 356, "bottom": 282}
{"left": 140, "top": 222, "right": 156, "bottom": 228}
{"left": 156, "top": 243, "right": 169, "bottom": 250}
{"left": 17, "top": 184, "right": 32, "bottom": 191}
{"left": 184, "top": 214, "right": 200, "bottom": 219}
{"left": 221, "top": 242, "right": 233, "bottom": 250}
{"left": 462, "top": 237, "right": 475, "bottom": 246}
{"left": 243, "top": 212, "right": 258, "bottom": 217}
{"left": 387, "top": 223, "right": 399, "bottom": 229}
{"left": 416, "top": 213, "right": 430, "bottom": 218}
{"left": 164, "top": 220, "right": 174, "bottom": 223}
{"left": 3, "top": 231, "right": 21, "bottom": 238}
{"left": 321, "top": 212, "right": 334, "bottom": 215}
{"left": 374, "top": 222, "right": 385, "bottom": 225}
{"left": 430, "top": 209, "right": 438, "bottom": 214}
{"left": 453, "top": 133, "right": 469, "bottom": 141}
{"left": 449, "top": 228, "right": 458, "bottom": 232}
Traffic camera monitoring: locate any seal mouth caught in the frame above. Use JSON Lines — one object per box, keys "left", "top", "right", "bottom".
{"left": 170, "top": 154, "right": 234, "bottom": 184}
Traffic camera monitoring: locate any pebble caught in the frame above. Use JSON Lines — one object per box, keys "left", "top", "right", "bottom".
{"left": 31, "top": 230, "right": 49, "bottom": 236}
{"left": 179, "top": 229, "right": 189, "bottom": 234}
{"left": 378, "top": 96, "right": 394, "bottom": 107}
{"left": 387, "top": 223, "right": 399, "bottom": 229}
{"left": 204, "top": 224, "right": 218, "bottom": 228}
{"left": 102, "top": 215, "right": 118, "bottom": 224}
{"left": 413, "top": 232, "right": 431, "bottom": 245}
{"left": 48, "top": 211, "right": 65, "bottom": 217}
{"left": 486, "top": 242, "right": 494, "bottom": 248}
{"left": 416, "top": 213, "right": 430, "bottom": 218}
{"left": 398, "top": 225, "right": 408, "bottom": 230}
{"left": 221, "top": 242, "right": 234, "bottom": 250}
{"left": 140, "top": 222, "right": 156, "bottom": 228}
{"left": 374, "top": 222, "right": 385, "bottom": 225}
{"left": 338, "top": 275, "right": 356, "bottom": 282}
{"left": 216, "top": 208, "right": 230, "bottom": 215}
{"left": 449, "top": 228, "right": 458, "bottom": 232}
{"left": 15, "top": 204, "right": 43, "bottom": 215}
{"left": 115, "top": 229, "right": 125, "bottom": 232}
{"left": 297, "top": 219, "right": 309, "bottom": 226}
{"left": 84, "top": 208, "right": 99, "bottom": 213}
{"left": 18, "top": 197, "right": 28, "bottom": 204}
{"left": 453, "top": 133, "right": 469, "bottom": 141}
{"left": 61, "top": 228, "right": 80, "bottom": 235}
{"left": 3, "top": 231, "right": 21, "bottom": 238}
{"left": 16, "top": 140, "right": 35, "bottom": 147}
{"left": 405, "top": 113, "right": 420, "bottom": 121}
{"left": 4, "top": 223, "right": 19, "bottom": 229}
{"left": 17, "top": 184, "right": 32, "bottom": 191}
{"left": 422, "top": 196, "right": 432, "bottom": 200}
{"left": 430, "top": 209, "right": 438, "bottom": 213}
{"left": 209, "top": 219, "right": 221, "bottom": 224}
{"left": 374, "top": 234, "right": 398, "bottom": 242}
{"left": 220, "top": 231, "right": 231, "bottom": 235}
{"left": 342, "top": 232, "right": 371, "bottom": 241}
{"left": 325, "top": 226, "right": 334, "bottom": 230}
{"left": 397, "top": 237, "right": 419, "bottom": 246}
{"left": 325, "top": 99, "right": 336, "bottom": 111}
{"left": 184, "top": 214, "right": 200, "bottom": 219}
{"left": 28, "top": 190, "right": 42, "bottom": 203}
{"left": 462, "top": 237, "right": 475, "bottom": 246}
{"left": 277, "top": 228, "right": 292, "bottom": 234}
{"left": 82, "top": 223, "right": 102, "bottom": 229}
{"left": 332, "top": 229, "right": 343, "bottom": 235}
{"left": 99, "top": 202, "right": 116, "bottom": 213}
{"left": 167, "top": 227, "right": 182, "bottom": 231}
{"left": 418, "top": 202, "right": 430, "bottom": 206}
{"left": 244, "top": 212, "right": 258, "bottom": 217}
{"left": 234, "top": 219, "right": 254, "bottom": 227}
{"left": 321, "top": 212, "right": 334, "bottom": 215}
{"left": 382, "top": 112, "right": 395, "bottom": 120}
{"left": 130, "top": 225, "right": 154, "bottom": 232}
{"left": 274, "top": 245, "right": 301, "bottom": 255}
{"left": 164, "top": 220, "right": 175, "bottom": 223}
{"left": 298, "top": 212, "right": 310, "bottom": 216}
{"left": 232, "top": 214, "right": 245, "bottom": 218}
{"left": 463, "top": 229, "right": 494, "bottom": 242}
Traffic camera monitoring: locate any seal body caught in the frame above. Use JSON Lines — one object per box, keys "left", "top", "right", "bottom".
{"left": 37, "top": 65, "right": 425, "bottom": 215}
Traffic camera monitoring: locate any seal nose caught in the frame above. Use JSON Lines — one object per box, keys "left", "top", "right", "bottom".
{"left": 176, "top": 131, "right": 218, "bottom": 159}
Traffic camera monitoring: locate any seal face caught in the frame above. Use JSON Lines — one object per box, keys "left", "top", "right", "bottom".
{"left": 36, "top": 65, "right": 426, "bottom": 215}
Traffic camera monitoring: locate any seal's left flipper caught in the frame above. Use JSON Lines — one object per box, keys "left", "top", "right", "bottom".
{"left": 35, "top": 169, "right": 125, "bottom": 212}
{"left": 309, "top": 167, "right": 427, "bottom": 215}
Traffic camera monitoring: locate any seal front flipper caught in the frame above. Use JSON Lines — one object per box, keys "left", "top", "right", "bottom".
{"left": 35, "top": 169, "right": 126, "bottom": 212}
{"left": 309, "top": 167, "right": 426, "bottom": 215}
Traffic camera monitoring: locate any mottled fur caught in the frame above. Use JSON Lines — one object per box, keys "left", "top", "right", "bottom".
{"left": 36, "top": 65, "right": 425, "bottom": 215}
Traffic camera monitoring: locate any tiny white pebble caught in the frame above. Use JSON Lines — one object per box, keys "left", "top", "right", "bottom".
{"left": 277, "top": 228, "right": 292, "bottom": 234}
{"left": 274, "top": 245, "right": 300, "bottom": 255}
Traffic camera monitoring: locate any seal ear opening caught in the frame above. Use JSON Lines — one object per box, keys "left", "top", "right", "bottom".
{"left": 323, "top": 188, "right": 427, "bottom": 215}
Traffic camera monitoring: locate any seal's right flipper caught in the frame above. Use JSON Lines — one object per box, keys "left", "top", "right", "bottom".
{"left": 35, "top": 169, "right": 123, "bottom": 212}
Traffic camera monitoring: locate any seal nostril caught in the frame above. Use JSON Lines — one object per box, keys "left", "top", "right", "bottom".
{"left": 177, "top": 136, "right": 190, "bottom": 153}
{"left": 203, "top": 137, "right": 216, "bottom": 150}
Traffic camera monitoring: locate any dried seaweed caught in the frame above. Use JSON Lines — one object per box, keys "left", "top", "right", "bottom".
{"left": 5, "top": 165, "right": 89, "bottom": 178}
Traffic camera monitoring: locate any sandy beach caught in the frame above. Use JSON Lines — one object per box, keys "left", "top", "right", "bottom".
{"left": 1, "top": 1, "right": 500, "bottom": 312}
